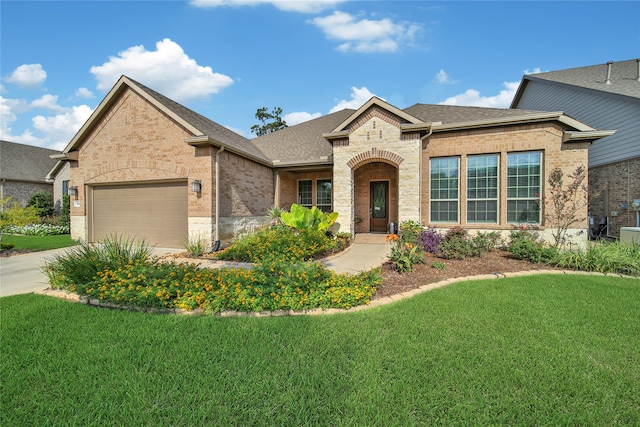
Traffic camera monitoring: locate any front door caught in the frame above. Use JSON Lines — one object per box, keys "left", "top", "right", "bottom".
{"left": 370, "top": 181, "right": 388, "bottom": 232}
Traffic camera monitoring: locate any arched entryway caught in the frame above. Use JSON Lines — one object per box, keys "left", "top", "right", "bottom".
{"left": 353, "top": 162, "right": 399, "bottom": 233}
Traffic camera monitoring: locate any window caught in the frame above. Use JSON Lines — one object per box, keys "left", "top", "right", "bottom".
{"left": 467, "top": 154, "right": 499, "bottom": 223}
{"left": 507, "top": 152, "right": 541, "bottom": 223}
{"left": 316, "top": 179, "right": 332, "bottom": 213}
{"left": 298, "top": 180, "right": 312, "bottom": 208}
{"left": 430, "top": 157, "right": 459, "bottom": 222}
{"left": 62, "top": 180, "right": 69, "bottom": 198}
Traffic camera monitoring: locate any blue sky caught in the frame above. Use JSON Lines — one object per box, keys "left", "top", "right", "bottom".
{"left": 1, "top": 0, "right": 639, "bottom": 151}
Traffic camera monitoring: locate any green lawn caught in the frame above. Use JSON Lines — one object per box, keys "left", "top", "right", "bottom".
{"left": 1, "top": 233, "right": 78, "bottom": 251}
{"left": 2, "top": 274, "right": 639, "bottom": 426}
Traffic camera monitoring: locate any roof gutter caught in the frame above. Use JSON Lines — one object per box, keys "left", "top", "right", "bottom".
{"left": 562, "top": 129, "right": 616, "bottom": 143}
{"left": 430, "top": 111, "right": 583, "bottom": 132}
{"left": 185, "top": 135, "right": 272, "bottom": 167}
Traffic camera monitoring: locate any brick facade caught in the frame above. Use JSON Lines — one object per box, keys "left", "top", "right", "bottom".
{"left": 588, "top": 157, "right": 640, "bottom": 236}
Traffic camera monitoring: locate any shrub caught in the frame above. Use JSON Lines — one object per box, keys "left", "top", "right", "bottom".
{"left": 280, "top": 204, "right": 338, "bottom": 233}
{"left": 27, "top": 190, "right": 54, "bottom": 218}
{"left": 418, "top": 227, "right": 444, "bottom": 254}
{"left": 471, "top": 231, "right": 503, "bottom": 254}
{"left": 215, "top": 225, "right": 339, "bottom": 263}
{"left": 438, "top": 227, "right": 475, "bottom": 260}
{"left": 0, "top": 203, "right": 39, "bottom": 228}
{"left": 507, "top": 228, "right": 557, "bottom": 264}
{"left": 399, "top": 220, "right": 423, "bottom": 245}
{"left": 390, "top": 242, "right": 425, "bottom": 273}
{"left": 59, "top": 194, "right": 70, "bottom": 229}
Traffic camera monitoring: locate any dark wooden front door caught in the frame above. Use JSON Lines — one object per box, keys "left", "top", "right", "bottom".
{"left": 370, "top": 181, "right": 388, "bottom": 232}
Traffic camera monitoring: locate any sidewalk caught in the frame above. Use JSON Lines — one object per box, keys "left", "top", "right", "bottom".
{"left": 322, "top": 234, "right": 391, "bottom": 274}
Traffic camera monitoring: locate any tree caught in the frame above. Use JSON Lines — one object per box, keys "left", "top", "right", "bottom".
{"left": 544, "top": 165, "right": 601, "bottom": 248}
{"left": 250, "top": 106, "right": 288, "bottom": 136}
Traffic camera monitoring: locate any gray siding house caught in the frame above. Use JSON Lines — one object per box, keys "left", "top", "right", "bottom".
{"left": 511, "top": 59, "right": 640, "bottom": 237}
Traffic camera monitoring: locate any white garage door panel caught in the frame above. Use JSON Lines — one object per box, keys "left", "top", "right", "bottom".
{"left": 92, "top": 182, "right": 188, "bottom": 248}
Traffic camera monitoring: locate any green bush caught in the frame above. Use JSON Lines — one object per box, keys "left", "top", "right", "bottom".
{"left": 27, "top": 190, "right": 54, "bottom": 218}
{"left": 59, "top": 194, "right": 70, "bottom": 229}
{"left": 0, "top": 203, "right": 39, "bottom": 228}
{"left": 554, "top": 241, "right": 640, "bottom": 276}
{"left": 216, "top": 224, "right": 340, "bottom": 263}
{"left": 399, "top": 220, "right": 423, "bottom": 244}
{"left": 390, "top": 242, "right": 425, "bottom": 273}
{"left": 438, "top": 227, "right": 474, "bottom": 260}
{"left": 507, "top": 228, "right": 557, "bottom": 263}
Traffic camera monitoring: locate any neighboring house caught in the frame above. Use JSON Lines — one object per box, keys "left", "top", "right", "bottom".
{"left": 46, "top": 161, "right": 71, "bottom": 213}
{"left": 53, "top": 75, "right": 613, "bottom": 249}
{"left": 0, "top": 140, "right": 60, "bottom": 211}
{"left": 511, "top": 59, "right": 640, "bottom": 237}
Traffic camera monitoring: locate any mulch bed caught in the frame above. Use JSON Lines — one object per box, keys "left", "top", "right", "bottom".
{"left": 376, "top": 249, "right": 562, "bottom": 298}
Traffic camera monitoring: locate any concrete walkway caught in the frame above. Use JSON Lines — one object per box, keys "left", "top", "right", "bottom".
{"left": 322, "top": 233, "right": 391, "bottom": 274}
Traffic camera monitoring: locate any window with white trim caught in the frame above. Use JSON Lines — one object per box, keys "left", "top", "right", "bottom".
{"left": 467, "top": 154, "right": 499, "bottom": 223}
{"left": 507, "top": 151, "right": 541, "bottom": 223}
{"left": 430, "top": 157, "right": 459, "bottom": 222}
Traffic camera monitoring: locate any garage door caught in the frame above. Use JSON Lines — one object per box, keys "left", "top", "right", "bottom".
{"left": 92, "top": 181, "right": 188, "bottom": 248}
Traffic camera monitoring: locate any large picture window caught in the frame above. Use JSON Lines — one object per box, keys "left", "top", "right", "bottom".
{"left": 316, "top": 179, "right": 332, "bottom": 213}
{"left": 430, "top": 157, "right": 459, "bottom": 222}
{"left": 507, "top": 152, "right": 541, "bottom": 223}
{"left": 467, "top": 154, "right": 499, "bottom": 223}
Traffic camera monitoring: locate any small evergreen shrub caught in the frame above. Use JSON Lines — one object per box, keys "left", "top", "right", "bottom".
{"left": 27, "top": 190, "right": 54, "bottom": 218}
{"left": 507, "top": 228, "right": 557, "bottom": 263}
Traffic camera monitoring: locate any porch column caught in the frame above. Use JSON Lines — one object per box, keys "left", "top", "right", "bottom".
{"left": 333, "top": 165, "right": 354, "bottom": 234}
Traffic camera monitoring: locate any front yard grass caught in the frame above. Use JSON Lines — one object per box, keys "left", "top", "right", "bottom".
{"left": 1, "top": 233, "right": 77, "bottom": 252}
{"left": 2, "top": 274, "right": 638, "bottom": 426}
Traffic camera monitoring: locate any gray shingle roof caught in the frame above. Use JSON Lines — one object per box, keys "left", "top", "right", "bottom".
{"left": 0, "top": 140, "right": 60, "bottom": 182}
{"left": 403, "top": 104, "right": 547, "bottom": 125}
{"left": 126, "top": 77, "right": 271, "bottom": 162}
{"left": 251, "top": 109, "right": 355, "bottom": 164}
{"left": 522, "top": 59, "right": 640, "bottom": 99}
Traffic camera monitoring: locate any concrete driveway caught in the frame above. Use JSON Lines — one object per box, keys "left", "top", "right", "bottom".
{"left": 0, "top": 247, "right": 183, "bottom": 298}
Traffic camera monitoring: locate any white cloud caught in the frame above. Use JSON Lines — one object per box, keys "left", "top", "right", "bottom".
{"left": 90, "top": 38, "right": 233, "bottom": 103}
{"left": 5, "top": 64, "right": 47, "bottom": 89}
{"left": 32, "top": 105, "right": 94, "bottom": 150}
{"left": 75, "top": 87, "right": 94, "bottom": 99}
{"left": 310, "top": 11, "right": 420, "bottom": 53}
{"left": 283, "top": 111, "right": 322, "bottom": 126}
{"left": 439, "top": 81, "right": 520, "bottom": 109}
{"left": 524, "top": 67, "right": 543, "bottom": 75}
{"left": 189, "top": 0, "right": 344, "bottom": 13}
{"left": 30, "top": 94, "right": 67, "bottom": 112}
{"left": 329, "top": 86, "right": 378, "bottom": 113}
{"left": 435, "top": 69, "right": 457, "bottom": 84}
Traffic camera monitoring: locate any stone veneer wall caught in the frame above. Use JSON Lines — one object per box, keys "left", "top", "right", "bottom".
{"left": 332, "top": 107, "right": 421, "bottom": 234}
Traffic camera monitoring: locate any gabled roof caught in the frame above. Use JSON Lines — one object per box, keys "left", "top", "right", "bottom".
{"left": 60, "top": 75, "right": 270, "bottom": 163}
{"left": 511, "top": 59, "right": 640, "bottom": 107}
{"left": 330, "top": 97, "right": 423, "bottom": 133}
{"left": 251, "top": 109, "right": 354, "bottom": 166}
{"left": 0, "top": 140, "right": 60, "bottom": 183}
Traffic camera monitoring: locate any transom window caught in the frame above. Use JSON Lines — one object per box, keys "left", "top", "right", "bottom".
{"left": 467, "top": 154, "right": 499, "bottom": 223}
{"left": 430, "top": 157, "right": 459, "bottom": 222}
{"left": 507, "top": 152, "right": 541, "bottom": 224}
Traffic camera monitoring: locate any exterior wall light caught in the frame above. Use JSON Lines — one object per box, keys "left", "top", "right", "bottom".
{"left": 191, "top": 180, "right": 202, "bottom": 193}
{"left": 68, "top": 186, "right": 78, "bottom": 197}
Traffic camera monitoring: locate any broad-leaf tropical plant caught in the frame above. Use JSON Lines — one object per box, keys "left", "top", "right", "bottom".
{"left": 281, "top": 204, "right": 338, "bottom": 232}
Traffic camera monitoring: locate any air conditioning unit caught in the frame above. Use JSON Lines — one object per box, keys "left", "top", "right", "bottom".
{"left": 620, "top": 227, "right": 640, "bottom": 246}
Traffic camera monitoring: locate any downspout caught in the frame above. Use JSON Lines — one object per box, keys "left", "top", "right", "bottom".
{"left": 420, "top": 127, "right": 434, "bottom": 225}
{"left": 211, "top": 146, "right": 225, "bottom": 252}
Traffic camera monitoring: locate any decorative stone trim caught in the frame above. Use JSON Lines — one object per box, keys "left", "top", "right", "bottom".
{"left": 350, "top": 106, "right": 403, "bottom": 131}
{"left": 346, "top": 147, "right": 405, "bottom": 169}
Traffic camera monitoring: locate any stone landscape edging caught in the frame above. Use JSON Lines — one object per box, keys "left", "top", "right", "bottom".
{"left": 35, "top": 269, "right": 635, "bottom": 317}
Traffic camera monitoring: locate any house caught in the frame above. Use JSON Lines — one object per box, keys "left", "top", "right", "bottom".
{"left": 0, "top": 140, "right": 60, "bottom": 211}
{"left": 511, "top": 59, "right": 640, "bottom": 237}
{"left": 52, "top": 75, "right": 613, "bottom": 249}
